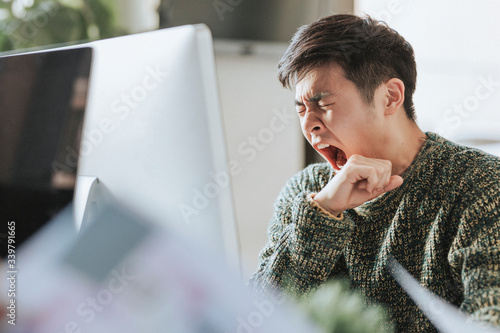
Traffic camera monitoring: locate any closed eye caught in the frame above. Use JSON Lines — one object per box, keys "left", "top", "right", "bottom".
{"left": 295, "top": 101, "right": 306, "bottom": 114}
{"left": 318, "top": 102, "right": 335, "bottom": 108}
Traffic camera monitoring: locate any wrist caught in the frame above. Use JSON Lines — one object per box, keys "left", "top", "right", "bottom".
{"left": 309, "top": 193, "right": 342, "bottom": 219}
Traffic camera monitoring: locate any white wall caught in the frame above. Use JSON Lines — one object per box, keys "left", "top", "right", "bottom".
{"left": 214, "top": 41, "right": 304, "bottom": 278}
{"left": 355, "top": 0, "right": 500, "bottom": 156}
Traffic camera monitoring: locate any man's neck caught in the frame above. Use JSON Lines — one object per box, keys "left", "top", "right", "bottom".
{"left": 387, "top": 121, "right": 427, "bottom": 176}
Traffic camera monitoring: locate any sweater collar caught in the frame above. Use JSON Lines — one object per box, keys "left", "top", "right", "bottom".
{"left": 354, "top": 132, "right": 443, "bottom": 215}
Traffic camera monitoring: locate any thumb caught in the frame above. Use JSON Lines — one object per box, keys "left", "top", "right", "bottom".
{"left": 384, "top": 175, "right": 404, "bottom": 192}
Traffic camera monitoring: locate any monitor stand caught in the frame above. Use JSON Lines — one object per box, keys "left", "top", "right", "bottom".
{"left": 74, "top": 176, "right": 111, "bottom": 231}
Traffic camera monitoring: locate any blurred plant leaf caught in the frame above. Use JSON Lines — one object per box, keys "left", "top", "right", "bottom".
{"left": 0, "top": 0, "right": 123, "bottom": 52}
{"left": 293, "top": 279, "right": 395, "bottom": 333}
{"left": 82, "top": 0, "right": 118, "bottom": 39}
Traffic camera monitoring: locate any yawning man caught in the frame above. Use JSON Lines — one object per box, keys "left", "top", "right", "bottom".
{"left": 249, "top": 14, "right": 500, "bottom": 332}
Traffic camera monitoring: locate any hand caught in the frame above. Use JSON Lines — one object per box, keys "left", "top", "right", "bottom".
{"left": 313, "top": 155, "right": 404, "bottom": 217}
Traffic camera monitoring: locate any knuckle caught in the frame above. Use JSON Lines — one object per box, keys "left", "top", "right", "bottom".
{"left": 349, "top": 154, "right": 361, "bottom": 162}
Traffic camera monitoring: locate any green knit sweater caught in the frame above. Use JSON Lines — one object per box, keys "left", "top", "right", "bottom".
{"left": 250, "top": 132, "right": 500, "bottom": 332}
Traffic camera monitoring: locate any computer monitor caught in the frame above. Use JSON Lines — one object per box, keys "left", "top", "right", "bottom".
{"left": 0, "top": 24, "right": 239, "bottom": 271}
{"left": 74, "top": 25, "right": 240, "bottom": 270}
{"left": 0, "top": 47, "right": 92, "bottom": 257}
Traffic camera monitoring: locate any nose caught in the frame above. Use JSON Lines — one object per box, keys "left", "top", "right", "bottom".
{"left": 302, "top": 108, "right": 324, "bottom": 135}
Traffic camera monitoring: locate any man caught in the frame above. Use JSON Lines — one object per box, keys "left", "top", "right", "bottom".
{"left": 249, "top": 14, "right": 500, "bottom": 332}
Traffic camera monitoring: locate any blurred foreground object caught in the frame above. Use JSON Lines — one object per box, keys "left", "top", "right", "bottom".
{"left": 298, "top": 279, "right": 394, "bottom": 333}
{"left": 0, "top": 201, "right": 321, "bottom": 332}
{"left": 388, "top": 256, "right": 500, "bottom": 333}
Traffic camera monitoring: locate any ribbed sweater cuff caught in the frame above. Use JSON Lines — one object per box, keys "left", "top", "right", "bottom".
{"left": 291, "top": 192, "right": 354, "bottom": 240}
{"left": 308, "top": 193, "right": 344, "bottom": 220}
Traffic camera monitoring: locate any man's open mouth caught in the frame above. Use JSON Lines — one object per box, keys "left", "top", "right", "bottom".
{"left": 316, "top": 144, "right": 347, "bottom": 171}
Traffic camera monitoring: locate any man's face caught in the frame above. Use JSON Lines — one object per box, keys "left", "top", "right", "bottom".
{"left": 295, "top": 64, "right": 387, "bottom": 170}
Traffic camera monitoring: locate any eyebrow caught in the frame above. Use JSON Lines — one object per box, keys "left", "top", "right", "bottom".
{"left": 295, "top": 92, "right": 333, "bottom": 105}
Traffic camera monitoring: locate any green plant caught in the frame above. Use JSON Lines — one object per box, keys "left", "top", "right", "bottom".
{"left": 297, "top": 279, "right": 395, "bottom": 333}
{"left": 0, "top": 0, "right": 123, "bottom": 52}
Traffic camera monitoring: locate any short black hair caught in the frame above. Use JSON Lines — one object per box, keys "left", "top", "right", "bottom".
{"left": 278, "top": 14, "right": 417, "bottom": 120}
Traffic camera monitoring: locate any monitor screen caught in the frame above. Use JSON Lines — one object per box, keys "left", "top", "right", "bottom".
{"left": 0, "top": 47, "right": 92, "bottom": 258}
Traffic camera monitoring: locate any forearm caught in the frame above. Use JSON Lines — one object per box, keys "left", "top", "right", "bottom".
{"left": 250, "top": 192, "right": 354, "bottom": 296}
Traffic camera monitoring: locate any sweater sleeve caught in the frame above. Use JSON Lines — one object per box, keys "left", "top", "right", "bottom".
{"left": 448, "top": 167, "right": 500, "bottom": 327}
{"left": 248, "top": 164, "right": 355, "bottom": 296}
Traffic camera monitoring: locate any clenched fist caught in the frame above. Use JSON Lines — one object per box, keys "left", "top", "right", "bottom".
{"left": 313, "top": 154, "right": 404, "bottom": 217}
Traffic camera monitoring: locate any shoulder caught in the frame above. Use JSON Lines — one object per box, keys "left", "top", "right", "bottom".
{"left": 434, "top": 138, "right": 500, "bottom": 251}
{"left": 451, "top": 148, "right": 500, "bottom": 185}
{"left": 425, "top": 135, "right": 500, "bottom": 228}
{"left": 427, "top": 133, "right": 500, "bottom": 189}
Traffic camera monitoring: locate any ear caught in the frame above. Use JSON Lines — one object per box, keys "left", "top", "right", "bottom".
{"left": 384, "top": 78, "right": 405, "bottom": 116}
